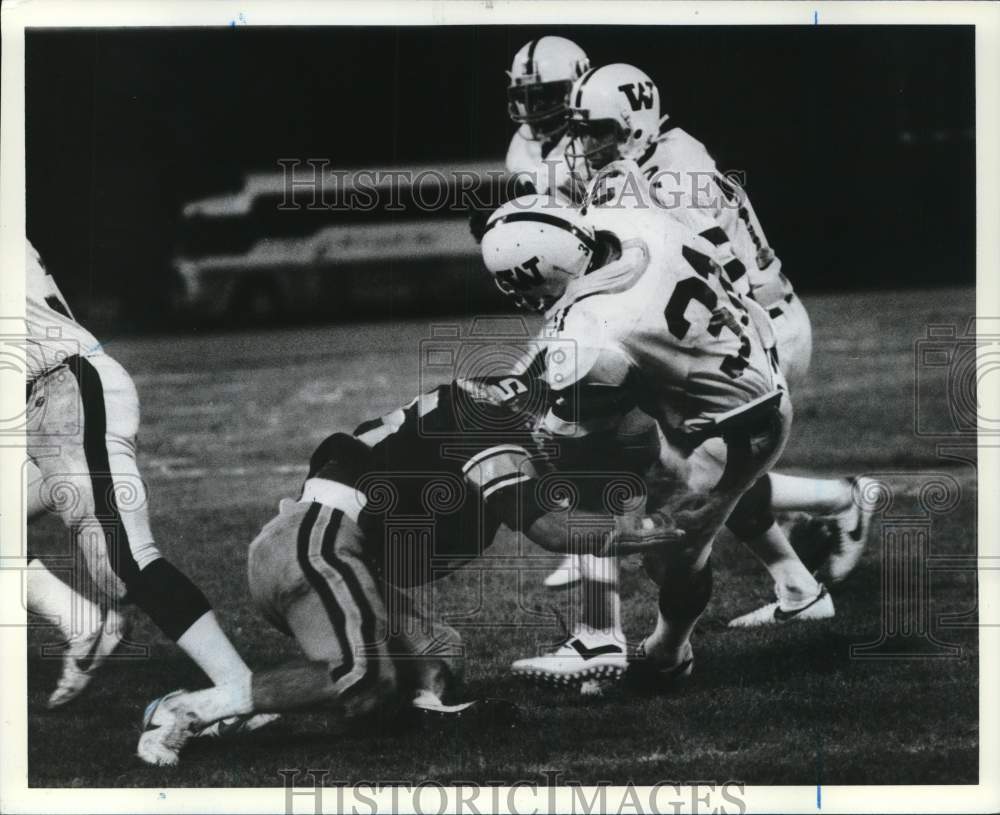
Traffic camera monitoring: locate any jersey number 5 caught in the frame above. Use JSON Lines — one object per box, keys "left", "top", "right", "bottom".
{"left": 663, "top": 245, "right": 752, "bottom": 379}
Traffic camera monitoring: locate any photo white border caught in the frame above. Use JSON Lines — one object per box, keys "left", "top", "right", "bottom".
{"left": 1, "top": 1, "right": 998, "bottom": 813}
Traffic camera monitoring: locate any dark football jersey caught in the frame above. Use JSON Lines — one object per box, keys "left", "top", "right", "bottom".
{"left": 329, "top": 381, "right": 546, "bottom": 587}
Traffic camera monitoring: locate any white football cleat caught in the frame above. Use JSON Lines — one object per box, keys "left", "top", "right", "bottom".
{"left": 543, "top": 554, "right": 582, "bottom": 589}
{"left": 47, "top": 607, "right": 125, "bottom": 709}
{"left": 137, "top": 690, "right": 198, "bottom": 767}
{"left": 825, "top": 476, "right": 876, "bottom": 583}
{"left": 728, "top": 584, "right": 835, "bottom": 628}
{"left": 511, "top": 626, "right": 627, "bottom": 686}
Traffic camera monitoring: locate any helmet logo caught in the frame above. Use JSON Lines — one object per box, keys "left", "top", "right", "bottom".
{"left": 617, "top": 81, "right": 656, "bottom": 112}
{"left": 495, "top": 256, "right": 544, "bottom": 291}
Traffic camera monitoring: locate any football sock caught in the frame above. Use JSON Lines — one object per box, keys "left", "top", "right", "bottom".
{"left": 26, "top": 558, "right": 102, "bottom": 643}
{"left": 128, "top": 557, "right": 250, "bottom": 685}
{"left": 579, "top": 555, "right": 624, "bottom": 643}
{"left": 769, "top": 473, "right": 853, "bottom": 515}
{"left": 182, "top": 674, "right": 254, "bottom": 727}
{"left": 130, "top": 557, "right": 212, "bottom": 640}
{"left": 175, "top": 610, "right": 252, "bottom": 686}
{"left": 646, "top": 559, "right": 712, "bottom": 665}
{"left": 741, "top": 521, "right": 820, "bottom": 602}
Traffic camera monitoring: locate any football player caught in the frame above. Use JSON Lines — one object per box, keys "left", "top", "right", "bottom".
{"left": 563, "top": 64, "right": 873, "bottom": 624}
{"left": 470, "top": 37, "right": 590, "bottom": 245}
{"left": 481, "top": 193, "right": 833, "bottom": 685}
{"left": 505, "top": 36, "right": 590, "bottom": 201}
{"left": 137, "top": 381, "right": 680, "bottom": 766}
{"left": 24, "top": 239, "right": 270, "bottom": 722}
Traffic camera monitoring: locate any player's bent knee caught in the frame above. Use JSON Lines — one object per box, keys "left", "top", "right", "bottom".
{"left": 726, "top": 474, "right": 775, "bottom": 541}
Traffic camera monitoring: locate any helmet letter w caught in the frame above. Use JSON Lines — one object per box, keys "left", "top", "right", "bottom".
{"left": 618, "top": 81, "right": 655, "bottom": 112}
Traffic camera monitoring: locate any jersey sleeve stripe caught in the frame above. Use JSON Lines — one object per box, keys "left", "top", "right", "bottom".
{"left": 481, "top": 471, "right": 532, "bottom": 501}
{"left": 461, "top": 444, "right": 530, "bottom": 476}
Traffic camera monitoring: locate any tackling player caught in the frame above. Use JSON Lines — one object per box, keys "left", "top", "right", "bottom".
{"left": 24, "top": 239, "right": 268, "bottom": 721}
{"left": 137, "top": 381, "right": 680, "bottom": 766}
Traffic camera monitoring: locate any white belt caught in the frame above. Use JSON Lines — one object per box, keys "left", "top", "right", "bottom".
{"left": 298, "top": 477, "right": 367, "bottom": 523}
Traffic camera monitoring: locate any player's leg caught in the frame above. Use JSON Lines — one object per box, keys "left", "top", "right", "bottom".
{"left": 513, "top": 420, "right": 663, "bottom": 685}
{"left": 25, "top": 556, "right": 124, "bottom": 708}
{"left": 634, "top": 396, "right": 794, "bottom": 684}
{"left": 26, "top": 459, "right": 47, "bottom": 521}
{"left": 766, "top": 295, "right": 874, "bottom": 579}
{"left": 32, "top": 354, "right": 252, "bottom": 687}
{"left": 725, "top": 476, "right": 833, "bottom": 625}
{"left": 543, "top": 553, "right": 583, "bottom": 589}
{"left": 138, "top": 501, "right": 397, "bottom": 766}
{"left": 25, "top": 409, "right": 124, "bottom": 707}
{"left": 384, "top": 582, "right": 466, "bottom": 708}
{"left": 511, "top": 547, "right": 627, "bottom": 685}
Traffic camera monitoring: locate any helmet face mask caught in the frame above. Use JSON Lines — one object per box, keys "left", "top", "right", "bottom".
{"left": 507, "top": 79, "right": 574, "bottom": 139}
{"left": 565, "top": 63, "right": 661, "bottom": 183}
{"left": 507, "top": 37, "right": 590, "bottom": 141}
{"left": 565, "top": 118, "right": 626, "bottom": 179}
{"left": 492, "top": 275, "right": 557, "bottom": 313}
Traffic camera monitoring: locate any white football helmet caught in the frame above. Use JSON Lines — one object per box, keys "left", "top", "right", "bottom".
{"left": 507, "top": 37, "right": 590, "bottom": 139}
{"left": 480, "top": 194, "right": 596, "bottom": 312}
{"left": 566, "top": 63, "right": 661, "bottom": 179}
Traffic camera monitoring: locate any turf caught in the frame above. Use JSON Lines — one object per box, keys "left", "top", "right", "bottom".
{"left": 26, "top": 285, "right": 978, "bottom": 787}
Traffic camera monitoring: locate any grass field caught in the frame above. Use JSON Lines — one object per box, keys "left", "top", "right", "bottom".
{"left": 26, "top": 286, "right": 978, "bottom": 789}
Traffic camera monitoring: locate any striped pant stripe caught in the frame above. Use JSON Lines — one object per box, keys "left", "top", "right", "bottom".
{"left": 319, "top": 510, "right": 382, "bottom": 697}
{"left": 296, "top": 503, "right": 354, "bottom": 684}
{"left": 69, "top": 355, "right": 140, "bottom": 586}
{"left": 297, "top": 503, "right": 381, "bottom": 695}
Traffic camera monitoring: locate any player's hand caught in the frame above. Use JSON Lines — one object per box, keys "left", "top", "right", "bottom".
{"left": 602, "top": 511, "right": 685, "bottom": 556}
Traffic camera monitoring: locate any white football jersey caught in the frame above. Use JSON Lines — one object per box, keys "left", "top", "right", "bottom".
{"left": 505, "top": 125, "right": 582, "bottom": 204}
{"left": 25, "top": 240, "right": 102, "bottom": 380}
{"left": 529, "top": 203, "right": 783, "bottom": 441}
{"left": 583, "top": 121, "right": 792, "bottom": 307}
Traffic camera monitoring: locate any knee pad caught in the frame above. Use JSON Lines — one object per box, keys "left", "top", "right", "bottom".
{"left": 657, "top": 558, "right": 713, "bottom": 620}
{"left": 308, "top": 433, "right": 373, "bottom": 486}
{"left": 726, "top": 474, "right": 775, "bottom": 541}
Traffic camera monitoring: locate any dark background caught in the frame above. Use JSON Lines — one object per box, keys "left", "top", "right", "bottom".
{"left": 26, "top": 25, "right": 975, "bottom": 328}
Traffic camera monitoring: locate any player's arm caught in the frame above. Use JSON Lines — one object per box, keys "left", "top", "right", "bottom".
{"left": 469, "top": 452, "right": 683, "bottom": 556}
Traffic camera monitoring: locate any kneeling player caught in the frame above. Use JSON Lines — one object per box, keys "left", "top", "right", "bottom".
{"left": 138, "top": 382, "right": 679, "bottom": 766}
